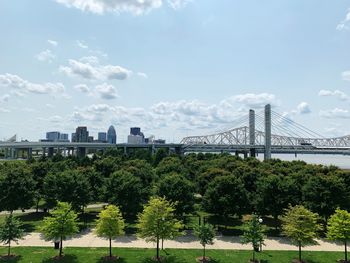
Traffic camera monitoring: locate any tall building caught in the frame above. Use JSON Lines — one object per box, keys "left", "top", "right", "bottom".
{"left": 130, "top": 127, "right": 141, "bottom": 136}
{"left": 107, "top": 125, "right": 117, "bottom": 144}
{"left": 75, "top": 126, "right": 89, "bottom": 142}
{"left": 98, "top": 132, "right": 107, "bottom": 143}
{"left": 71, "top": 133, "right": 76, "bottom": 142}
{"left": 60, "top": 133, "right": 69, "bottom": 141}
{"left": 46, "top": 131, "right": 60, "bottom": 142}
{"left": 127, "top": 127, "right": 145, "bottom": 144}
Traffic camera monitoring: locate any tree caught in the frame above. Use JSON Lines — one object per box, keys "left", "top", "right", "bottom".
{"left": 95, "top": 205, "right": 125, "bottom": 259}
{"left": 104, "top": 170, "right": 146, "bottom": 217}
{"left": 241, "top": 214, "right": 265, "bottom": 263}
{"left": 281, "top": 205, "right": 321, "bottom": 262}
{"left": 327, "top": 209, "right": 350, "bottom": 262}
{"left": 136, "top": 197, "right": 183, "bottom": 261}
{"left": 194, "top": 223, "right": 215, "bottom": 262}
{"left": 0, "top": 164, "right": 35, "bottom": 212}
{"left": 155, "top": 173, "right": 196, "bottom": 217}
{"left": 196, "top": 168, "right": 230, "bottom": 196}
{"left": 202, "top": 175, "right": 248, "bottom": 218}
{"left": 0, "top": 214, "right": 24, "bottom": 256}
{"left": 40, "top": 202, "right": 79, "bottom": 257}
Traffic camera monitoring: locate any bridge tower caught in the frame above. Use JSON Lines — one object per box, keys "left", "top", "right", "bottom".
{"left": 249, "top": 109, "right": 256, "bottom": 157}
{"left": 264, "top": 104, "right": 272, "bottom": 160}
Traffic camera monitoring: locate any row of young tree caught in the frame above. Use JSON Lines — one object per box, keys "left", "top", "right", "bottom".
{"left": 0, "top": 151, "right": 349, "bottom": 227}
{"left": 2, "top": 200, "right": 350, "bottom": 263}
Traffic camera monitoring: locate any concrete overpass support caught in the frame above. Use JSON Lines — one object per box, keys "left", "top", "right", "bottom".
{"left": 77, "top": 147, "right": 86, "bottom": 158}
{"left": 264, "top": 104, "right": 272, "bottom": 160}
{"left": 48, "top": 147, "right": 54, "bottom": 158}
{"left": 27, "top": 148, "right": 32, "bottom": 159}
{"left": 249, "top": 109, "right": 256, "bottom": 157}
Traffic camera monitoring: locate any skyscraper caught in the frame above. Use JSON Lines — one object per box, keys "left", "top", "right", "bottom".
{"left": 107, "top": 125, "right": 117, "bottom": 144}
{"left": 75, "top": 126, "right": 89, "bottom": 142}
{"left": 98, "top": 132, "right": 107, "bottom": 142}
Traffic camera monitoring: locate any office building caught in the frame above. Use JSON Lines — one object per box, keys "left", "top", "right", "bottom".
{"left": 71, "top": 133, "right": 76, "bottom": 142}
{"left": 127, "top": 127, "right": 145, "bottom": 144}
{"left": 59, "top": 133, "right": 69, "bottom": 142}
{"left": 74, "top": 126, "right": 89, "bottom": 142}
{"left": 98, "top": 132, "right": 107, "bottom": 143}
{"left": 107, "top": 125, "right": 117, "bottom": 144}
{"left": 130, "top": 127, "right": 141, "bottom": 136}
{"left": 46, "top": 131, "right": 60, "bottom": 142}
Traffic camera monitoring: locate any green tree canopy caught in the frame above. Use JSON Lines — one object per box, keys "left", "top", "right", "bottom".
{"left": 194, "top": 223, "right": 215, "bottom": 262}
{"left": 40, "top": 202, "right": 79, "bottom": 257}
{"left": 95, "top": 205, "right": 125, "bottom": 258}
{"left": 155, "top": 173, "right": 195, "bottom": 217}
{"left": 136, "top": 197, "right": 183, "bottom": 261}
{"left": 104, "top": 170, "right": 146, "bottom": 217}
{"left": 327, "top": 209, "right": 350, "bottom": 262}
{"left": 202, "top": 175, "right": 248, "bottom": 217}
{"left": 0, "top": 164, "right": 35, "bottom": 212}
{"left": 281, "top": 205, "right": 321, "bottom": 262}
{"left": 0, "top": 214, "right": 24, "bottom": 256}
{"left": 241, "top": 214, "right": 265, "bottom": 262}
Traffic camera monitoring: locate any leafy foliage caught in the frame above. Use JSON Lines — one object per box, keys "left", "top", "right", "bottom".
{"left": 0, "top": 214, "right": 24, "bottom": 256}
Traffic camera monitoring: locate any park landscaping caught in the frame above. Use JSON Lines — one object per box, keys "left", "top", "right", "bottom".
{"left": 0, "top": 247, "right": 346, "bottom": 263}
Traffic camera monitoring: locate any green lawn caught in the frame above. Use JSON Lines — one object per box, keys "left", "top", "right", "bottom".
{"left": 0, "top": 247, "right": 345, "bottom": 263}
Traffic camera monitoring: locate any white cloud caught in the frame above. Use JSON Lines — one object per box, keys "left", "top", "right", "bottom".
{"left": 76, "top": 40, "right": 89, "bottom": 49}
{"left": 0, "top": 73, "right": 65, "bottom": 95}
{"left": 318, "top": 89, "right": 349, "bottom": 101}
{"left": 36, "top": 49, "right": 56, "bottom": 63}
{"left": 320, "top": 108, "right": 350, "bottom": 119}
{"left": 296, "top": 102, "right": 311, "bottom": 114}
{"left": 167, "top": 0, "right": 191, "bottom": 10}
{"left": 60, "top": 57, "right": 131, "bottom": 81}
{"left": 342, "top": 71, "right": 350, "bottom": 81}
{"left": 95, "top": 83, "right": 119, "bottom": 99}
{"left": 231, "top": 93, "right": 278, "bottom": 108}
{"left": 337, "top": 8, "right": 350, "bottom": 31}
{"left": 56, "top": 0, "right": 163, "bottom": 15}
{"left": 0, "top": 94, "right": 10, "bottom": 103}
{"left": 74, "top": 84, "right": 90, "bottom": 93}
{"left": 137, "top": 72, "right": 148, "bottom": 78}
{"left": 48, "top": 40, "right": 58, "bottom": 47}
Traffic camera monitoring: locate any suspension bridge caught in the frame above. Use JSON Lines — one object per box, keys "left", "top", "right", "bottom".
{"left": 180, "top": 104, "right": 350, "bottom": 159}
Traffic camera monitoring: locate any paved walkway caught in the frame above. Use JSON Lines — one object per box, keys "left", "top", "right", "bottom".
{"left": 5, "top": 231, "right": 345, "bottom": 252}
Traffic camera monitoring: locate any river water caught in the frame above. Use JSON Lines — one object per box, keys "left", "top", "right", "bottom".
{"left": 256, "top": 154, "right": 350, "bottom": 169}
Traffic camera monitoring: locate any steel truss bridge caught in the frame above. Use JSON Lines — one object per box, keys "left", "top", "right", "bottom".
{"left": 0, "top": 105, "right": 349, "bottom": 159}
{"left": 180, "top": 105, "right": 350, "bottom": 159}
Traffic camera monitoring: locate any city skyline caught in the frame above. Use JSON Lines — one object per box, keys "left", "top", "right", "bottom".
{"left": 0, "top": 0, "right": 350, "bottom": 142}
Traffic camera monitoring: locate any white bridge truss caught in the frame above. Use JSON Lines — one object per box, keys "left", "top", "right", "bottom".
{"left": 181, "top": 126, "right": 350, "bottom": 149}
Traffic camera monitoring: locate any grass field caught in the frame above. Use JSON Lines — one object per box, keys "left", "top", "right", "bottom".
{"left": 0, "top": 247, "right": 345, "bottom": 263}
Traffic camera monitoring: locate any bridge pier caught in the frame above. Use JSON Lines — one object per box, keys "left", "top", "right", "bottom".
{"left": 249, "top": 109, "right": 256, "bottom": 157}
{"left": 264, "top": 104, "right": 272, "bottom": 160}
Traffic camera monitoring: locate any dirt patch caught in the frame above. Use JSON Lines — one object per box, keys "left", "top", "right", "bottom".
{"left": 196, "top": 256, "right": 211, "bottom": 263}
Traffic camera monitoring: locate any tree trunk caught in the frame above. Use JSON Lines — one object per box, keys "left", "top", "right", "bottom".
{"left": 109, "top": 238, "right": 112, "bottom": 258}
{"left": 345, "top": 240, "right": 348, "bottom": 262}
{"left": 156, "top": 236, "right": 159, "bottom": 261}
{"left": 203, "top": 244, "right": 206, "bottom": 262}
{"left": 36, "top": 198, "right": 39, "bottom": 213}
{"left": 162, "top": 238, "right": 164, "bottom": 250}
{"left": 8, "top": 240, "right": 11, "bottom": 256}
{"left": 59, "top": 236, "right": 63, "bottom": 257}
{"left": 253, "top": 248, "right": 255, "bottom": 262}
{"left": 298, "top": 242, "right": 302, "bottom": 262}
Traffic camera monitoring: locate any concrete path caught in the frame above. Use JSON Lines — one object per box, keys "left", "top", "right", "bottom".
{"left": 6, "top": 231, "right": 345, "bottom": 252}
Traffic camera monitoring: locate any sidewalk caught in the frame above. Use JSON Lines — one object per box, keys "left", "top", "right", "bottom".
{"left": 7, "top": 231, "right": 345, "bottom": 252}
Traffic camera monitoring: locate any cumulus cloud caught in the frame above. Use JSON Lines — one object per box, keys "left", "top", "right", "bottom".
{"left": 55, "top": 0, "right": 191, "bottom": 15}
{"left": 319, "top": 89, "right": 349, "bottom": 101}
{"left": 231, "top": 93, "right": 278, "bottom": 108}
{"left": 36, "top": 49, "right": 56, "bottom": 63}
{"left": 0, "top": 73, "right": 65, "bottom": 95}
{"left": 59, "top": 57, "right": 131, "bottom": 81}
{"left": 56, "top": 0, "right": 162, "bottom": 15}
{"left": 296, "top": 102, "right": 311, "bottom": 114}
{"left": 320, "top": 108, "right": 350, "bottom": 119}
{"left": 76, "top": 40, "right": 89, "bottom": 49}
{"left": 48, "top": 40, "right": 58, "bottom": 47}
{"left": 337, "top": 8, "right": 350, "bottom": 30}
{"left": 342, "top": 71, "right": 350, "bottom": 81}
{"left": 74, "top": 84, "right": 90, "bottom": 93}
{"left": 95, "top": 83, "right": 119, "bottom": 99}
{"left": 167, "top": 0, "right": 191, "bottom": 9}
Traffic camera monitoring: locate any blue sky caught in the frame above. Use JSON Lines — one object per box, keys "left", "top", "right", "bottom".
{"left": 0, "top": 0, "right": 350, "bottom": 142}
